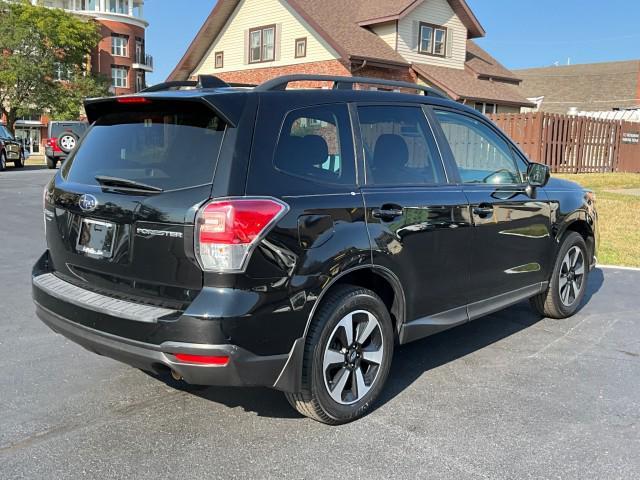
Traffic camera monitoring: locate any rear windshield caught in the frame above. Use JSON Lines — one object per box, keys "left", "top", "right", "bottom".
{"left": 62, "top": 103, "right": 226, "bottom": 191}
{"left": 50, "top": 123, "right": 87, "bottom": 138}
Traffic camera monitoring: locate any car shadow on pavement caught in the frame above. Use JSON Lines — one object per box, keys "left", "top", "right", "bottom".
{"left": 160, "top": 269, "right": 605, "bottom": 421}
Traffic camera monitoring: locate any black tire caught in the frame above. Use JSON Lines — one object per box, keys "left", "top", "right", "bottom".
{"left": 46, "top": 156, "right": 57, "bottom": 169}
{"left": 0, "top": 151, "right": 6, "bottom": 171}
{"left": 285, "top": 285, "right": 394, "bottom": 425}
{"left": 14, "top": 150, "right": 25, "bottom": 168}
{"left": 530, "top": 232, "right": 589, "bottom": 319}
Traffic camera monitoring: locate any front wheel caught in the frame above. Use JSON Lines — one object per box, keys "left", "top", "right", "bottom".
{"left": 285, "top": 285, "right": 394, "bottom": 424}
{"left": 14, "top": 150, "right": 25, "bottom": 168}
{"left": 0, "top": 151, "right": 6, "bottom": 171}
{"left": 531, "top": 232, "right": 589, "bottom": 319}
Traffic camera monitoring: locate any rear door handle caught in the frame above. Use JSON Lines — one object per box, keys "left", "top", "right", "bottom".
{"left": 372, "top": 205, "right": 404, "bottom": 220}
{"left": 472, "top": 204, "right": 494, "bottom": 218}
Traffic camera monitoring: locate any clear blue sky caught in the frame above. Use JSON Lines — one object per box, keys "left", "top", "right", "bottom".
{"left": 146, "top": 0, "right": 640, "bottom": 84}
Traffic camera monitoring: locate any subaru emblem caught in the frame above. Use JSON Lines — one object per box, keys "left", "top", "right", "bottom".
{"left": 78, "top": 194, "right": 98, "bottom": 212}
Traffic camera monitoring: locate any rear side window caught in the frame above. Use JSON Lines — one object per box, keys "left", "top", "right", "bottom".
{"left": 434, "top": 110, "right": 523, "bottom": 184}
{"left": 274, "top": 104, "right": 355, "bottom": 185}
{"left": 357, "top": 105, "right": 445, "bottom": 186}
{"left": 63, "top": 102, "right": 225, "bottom": 191}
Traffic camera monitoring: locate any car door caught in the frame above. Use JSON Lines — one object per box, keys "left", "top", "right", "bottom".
{"left": 432, "top": 108, "right": 553, "bottom": 311}
{"left": 355, "top": 103, "right": 473, "bottom": 341}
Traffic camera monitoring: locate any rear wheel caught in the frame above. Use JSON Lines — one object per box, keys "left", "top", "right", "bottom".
{"left": 531, "top": 232, "right": 589, "bottom": 319}
{"left": 46, "top": 156, "right": 57, "bottom": 169}
{"left": 285, "top": 285, "right": 394, "bottom": 424}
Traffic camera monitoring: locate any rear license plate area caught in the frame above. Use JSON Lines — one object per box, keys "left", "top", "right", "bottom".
{"left": 76, "top": 218, "right": 117, "bottom": 259}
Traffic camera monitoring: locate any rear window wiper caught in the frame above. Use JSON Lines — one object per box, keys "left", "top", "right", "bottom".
{"left": 95, "top": 175, "right": 164, "bottom": 193}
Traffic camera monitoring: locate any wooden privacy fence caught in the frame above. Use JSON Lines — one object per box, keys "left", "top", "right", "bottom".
{"left": 488, "top": 112, "right": 640, "bottom": 173}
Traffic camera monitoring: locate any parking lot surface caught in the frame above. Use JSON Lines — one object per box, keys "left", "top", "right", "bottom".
{"left": 1, "top": 168, "right": 639, "bottom": 479}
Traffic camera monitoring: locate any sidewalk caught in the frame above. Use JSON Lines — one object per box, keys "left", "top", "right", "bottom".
{"left": 25, "top": 155, "right": 46, "bottom": 166}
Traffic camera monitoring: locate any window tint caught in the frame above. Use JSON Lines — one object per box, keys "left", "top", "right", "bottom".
{"left": 435, "top": 110, "right": 522, "bottom": 184}
{"left": 50, "top": 122, "right": 87, "bottom": 138}
{"left": 274, "top": 104, "right": 355, "bottom": 185}
{"left": 63, "top": 102, "right": 225, "bottom": 191}
{"left": 358, "top": 106, "right": 445, "bottom": 186}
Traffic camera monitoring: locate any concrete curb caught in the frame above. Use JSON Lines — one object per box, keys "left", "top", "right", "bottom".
{"left": 598, "top": 264, "right": 640, "bottom": 272}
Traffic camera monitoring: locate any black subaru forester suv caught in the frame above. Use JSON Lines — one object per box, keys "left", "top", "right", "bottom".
{"left": 33, "top": 75, "right": 598, "bottom": 424}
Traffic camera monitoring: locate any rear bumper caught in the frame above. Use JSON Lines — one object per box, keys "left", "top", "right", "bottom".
{"left": 31, "top": 250, "right": 292, "bottom": 389}
{"left": 34, "top": 302, "right": 287, "bottom": 387}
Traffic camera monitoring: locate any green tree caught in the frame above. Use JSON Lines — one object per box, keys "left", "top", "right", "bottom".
{"left": 0, "top": 0, "right": 110, "bottom": 132}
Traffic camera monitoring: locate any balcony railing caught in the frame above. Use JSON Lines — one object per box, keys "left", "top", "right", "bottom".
{"left": 135, "top": 54, "right": 153, "bottom": 70}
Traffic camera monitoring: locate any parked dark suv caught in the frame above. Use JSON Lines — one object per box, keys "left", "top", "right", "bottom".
{"left": 45, "top": 121, "right": 88, "bottom": 169}
{"left": 0, "top": 124, "right": 26, "bottom": 170}
{"left": 33, "top": 75, "right": 598, "bottom": 424}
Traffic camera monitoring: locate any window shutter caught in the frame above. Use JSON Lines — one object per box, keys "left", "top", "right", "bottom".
{"left": 412, "top": 21, "right": 419, "bottom": 50}
{"left": 446, "top": 29, "right": 454, "bottom": 58}
{"left": 275, "top": 23, "right": 282, "bottom": 61}
{"left": 243, "top": 29, "right": 249, "bottom": 65}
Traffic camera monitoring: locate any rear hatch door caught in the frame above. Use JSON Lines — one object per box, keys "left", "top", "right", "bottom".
{"left": 45, "top": 97, "right": 229, "bottom": 308}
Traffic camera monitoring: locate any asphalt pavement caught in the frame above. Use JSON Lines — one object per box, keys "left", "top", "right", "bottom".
{"left": 1, "top": 168, "right": 638, "bottom": 479}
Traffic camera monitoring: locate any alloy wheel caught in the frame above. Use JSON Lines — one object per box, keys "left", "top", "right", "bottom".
{"left": 322, "top": 310, "right": 384, "bottom": 405}
{"left": 559, "top": 246, "right": 585, "bottom": 307}
{"left": 59, "top": 135, "right": 76, "bottom": 152}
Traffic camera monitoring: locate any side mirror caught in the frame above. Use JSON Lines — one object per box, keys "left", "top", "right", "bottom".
{"left": 527, "top": 162, "right": 550, "bottom": 188}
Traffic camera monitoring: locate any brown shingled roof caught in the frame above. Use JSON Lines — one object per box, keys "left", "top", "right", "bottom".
{"left": 355, "top": 0, "right": 485, "bottom": 38}
{"left": 515, "top": 60, "right": 640, "bottom": 114}
{"left": 413, "top": 63, "right": 534, "bottom": 107}
{"left": 466, "top": 40, "right": 521, "bottom": 81}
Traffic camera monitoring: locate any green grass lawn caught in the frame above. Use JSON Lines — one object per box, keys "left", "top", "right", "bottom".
{"left": 554, "top": 173, "right": 640, "bottom": 267}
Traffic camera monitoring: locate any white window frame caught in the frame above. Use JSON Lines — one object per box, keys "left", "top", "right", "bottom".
{"left": 418, "top": 22, "right": 447, "bottom": 56}
{"left": 111, "top": 35, "right": 128, "bottom": 57}
{"left": 111, "top": 66, "right": 128, "bottom": 88}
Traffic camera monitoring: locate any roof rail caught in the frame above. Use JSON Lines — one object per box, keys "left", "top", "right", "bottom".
{"left": 255, "top": 74, "right": 449, "bottom": 99}
{"left": 141, "top": 75, "right": 232, "bottom": 93}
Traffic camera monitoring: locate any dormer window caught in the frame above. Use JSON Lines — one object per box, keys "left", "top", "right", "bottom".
{"left": 418, "top": 22, "right": 447, "bottom": 57}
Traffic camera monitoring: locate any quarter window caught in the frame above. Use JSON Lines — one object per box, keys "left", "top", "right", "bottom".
{"left": 111, "top": 35, "right": 128, "bottom": 57}
{"left": 435, "top": 110, "right": 522, "bottom": 184}
{"left": 358, "top": 106, "right": 446, "bottom": 186}
{"left": 111, "top": 66, "right": 128, "bottom": 88}
{"left": 274, "top": 104, "right": 355, "bottom": 185}
{"left": 249, "top": 25, "right": 276, "bottom": 63}
{"left": 418, "top": 22, "right": 447, "bottom": 56}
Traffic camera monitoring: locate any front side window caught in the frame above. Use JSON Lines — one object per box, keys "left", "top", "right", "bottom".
{"left": 249, "top": 25, "right": 275, "bottom": 63}
{"left": 111, "top": 67, "right": 128, "bottom": 88}
{"left": 358, "top": 106, "right": 446, "bottom": 186}
{"left": 435, "top": 110, "right": 522, "bottom": 184}
{"left": 274, "top": 104, "right": 355, "bottom": 185}
{"left": 418, "top": 22, "right": 447, "bottom": 56}
{"left": 63, "top": 102, "right": 226, "bottom": 191}
{"left": 111, "top": 35, "right": 128, "bottom": 57}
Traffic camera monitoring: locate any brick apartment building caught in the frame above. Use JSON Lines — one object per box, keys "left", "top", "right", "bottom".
{"left": 169, "top": 0, "right": 533, "bottom": 115}
{"left": 3, "top": 0, "right": 153, "bottom": 156}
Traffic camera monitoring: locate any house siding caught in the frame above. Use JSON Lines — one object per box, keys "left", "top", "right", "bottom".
{"left": 397, "top": 0, "right": 467, "bottom": 70}
{"left": 192, "top": 0, "right": 339, "bottom": 76}
{"left": 370, "top": 21, "right": 397, "bottom": 51}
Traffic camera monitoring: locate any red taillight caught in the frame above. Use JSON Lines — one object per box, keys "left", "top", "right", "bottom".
{"left": 117, "top": 97, "right": 151, "bottom": 104}
{"left": 47, "top": 137, "right": 61, "bottom": 152}
{"left": 173, "top": 354, "right": 229, "bottom": 366}
{"left": 195, "top": 198, "right": 288, "bottom": 272}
